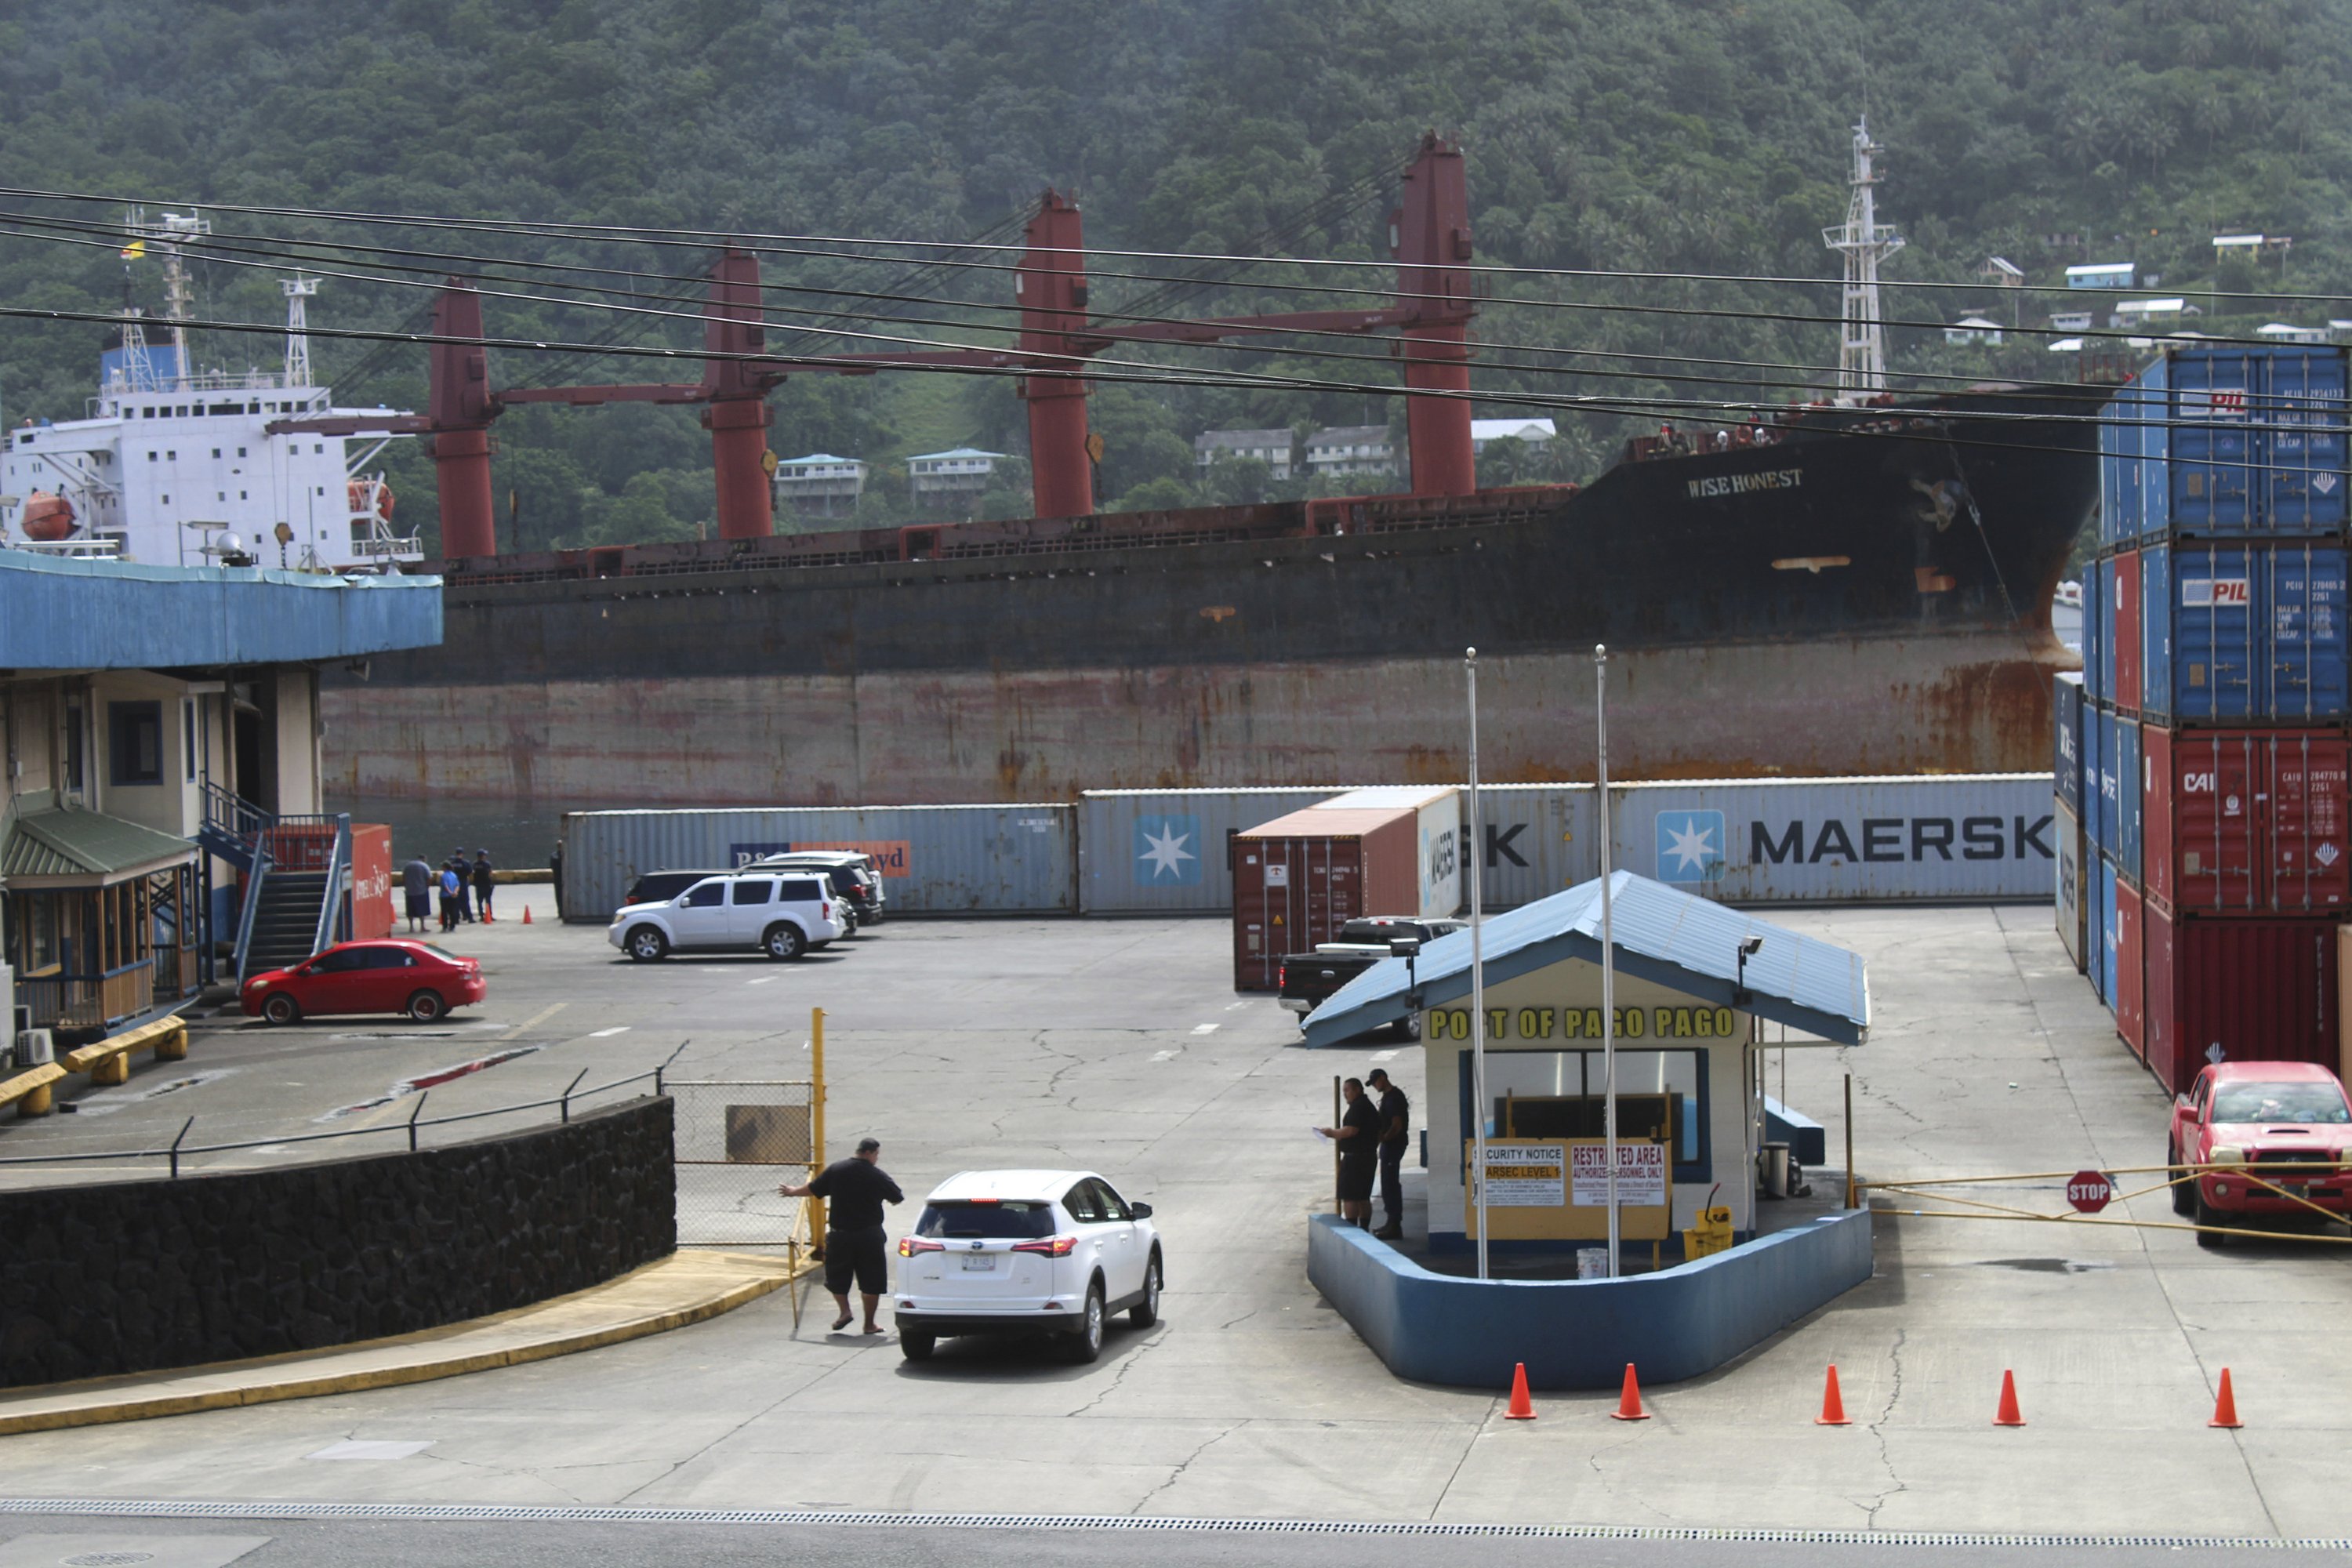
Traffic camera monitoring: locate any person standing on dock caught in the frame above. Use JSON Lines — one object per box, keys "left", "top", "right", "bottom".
{"left": 401, "top": 854, "right": 433, "bottom": 935}
{"left": 1367, "top": 1067, "right": 1411, "bottom": 1240}
{"left": 447, "top": 847, "right": 474, "bottom": 922}
{"left": 779, "top": 1137, "right": 906, "bottom": 1335}
{"left": 1318, "top": 1078, "right": 1382, "bottom": 1229}
{"left": 472, "top": 849, "right": 496, "bottom": 923}
{"left": 437, "top": 862, "right": 462, "bottom": 931}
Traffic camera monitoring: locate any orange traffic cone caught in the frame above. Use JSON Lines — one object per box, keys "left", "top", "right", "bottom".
{"left": 1817, "top": 1363, "right": 1853, "bottom": 1426}
{"left": 1610, "top": 1362, "right": 1650, "bottom": 1421}
{"left": 2209, "top": 1367, "right": 2243, "bottom": 1429}
{"left": 1994, "top": 1369, "right": 2026, "bottom": 1427}
{"left": 522, "top": 906, "right": 533, "bottom": 924}
{"left": 1505, "top": 1362, "right": 1536, "bottom": 1421}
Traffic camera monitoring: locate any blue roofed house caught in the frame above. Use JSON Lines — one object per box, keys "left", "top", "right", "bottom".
{"left": 0, "top": 550, "right": 441, "bottom": 1048}
{"left": 1305, "top": 869, "right": 1868, "bottom": 1253}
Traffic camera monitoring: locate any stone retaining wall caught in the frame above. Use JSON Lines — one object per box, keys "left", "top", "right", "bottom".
{"left": 0, "top": 1097, "right": 675, "bottom": 1388}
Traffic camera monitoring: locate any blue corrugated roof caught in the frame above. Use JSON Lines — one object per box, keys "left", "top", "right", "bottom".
{"left": 0, "top": 553, "right": 442, "bottom": 670}
{"left": 1301, "top": 870, "right": 1870, "bottom": 1047}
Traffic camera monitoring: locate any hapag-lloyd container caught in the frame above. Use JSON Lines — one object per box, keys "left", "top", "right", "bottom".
{"left": 1232, "top": 804, "right": 1440, "bottom": 990}
{"left": 2142, "top": 728, "right": 2352, "bottom": 914}
{"left": 2056, "top": 797, "right": 2088, "bottom": 973}
{"left": 2140, "top": 543, "right": 2351, "bottom": 722}
{"left": 2115, "top": 878, "right": 2145, "bottom": 1057}
{"left": 559, "top": 804, "right": 1076, "bottom": 918}
{"left": 1079, "top": 787, "right": 1345, "bottom": 914}
{"left": 2112, "top": 548, "right": 2142, "bottom": 715}
{"left": 1608, "top": 775, "right": 2056, "bottom": 902}
{"left": 2054, "top": 672, "right": 2085, "bottom": 815}
{"left": 2096, "top": 855, "right": 2119, "bottom": 1006}
{"left": 2143, "top": 909, "right": 2344, "bottom": 1094}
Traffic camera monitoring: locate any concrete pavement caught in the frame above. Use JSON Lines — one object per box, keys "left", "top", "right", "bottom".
{"left": 0, "top": 906, "right": 2344, "bottom": 1535}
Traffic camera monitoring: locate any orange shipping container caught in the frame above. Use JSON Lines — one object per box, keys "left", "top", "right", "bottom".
{"left": 350, "top": 823, "right": 394, "bottom": 941}
{"left": 1232, "top": 807, "right": 1424, "bottom": 991}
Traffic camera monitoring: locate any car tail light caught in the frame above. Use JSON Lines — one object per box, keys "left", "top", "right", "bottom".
{"left": 1278, "top": 964, "right": 1287, "bottom": 988}
{"left": 1011, "top": 1235, "right": 1078, "bottom": 1257}
{"left": 898, "top": 1238, "right": 944, "bottom": 1256}
{"left": 822, "top": 901, "right": 831, "bottom": 920}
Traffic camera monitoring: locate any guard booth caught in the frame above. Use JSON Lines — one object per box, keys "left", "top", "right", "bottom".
{"left": 1303, "top": 870, "right": 1869, "bottom": 1257}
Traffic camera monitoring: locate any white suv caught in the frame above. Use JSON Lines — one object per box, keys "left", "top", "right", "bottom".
{"left": 607, "top": 870, "right": 844, "bottom": 962}
{"left": 894, "top": 1169, "right": 1162, "bottom": 1364}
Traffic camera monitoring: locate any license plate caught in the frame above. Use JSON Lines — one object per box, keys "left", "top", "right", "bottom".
{"left": 2280, "top": 1182, "right": 2309, "bottom": 1197}
{"left": 960, "top": 1254, "right": 996, "bottom": 1271}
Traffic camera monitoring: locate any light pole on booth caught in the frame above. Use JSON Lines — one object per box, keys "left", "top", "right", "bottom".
{"left": 1595, "top": 643, "right": 1618, "bottom": 1278}
{"left": 1465, "top": 645, "right": 1490, "bottom": 1281}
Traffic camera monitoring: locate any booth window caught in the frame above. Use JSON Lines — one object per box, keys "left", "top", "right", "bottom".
{"left": 108, "top": 700, "right": 165, "bottom": 786}
{"left": 1460, "top": 1047, "right": 1711, "bottom": 1181}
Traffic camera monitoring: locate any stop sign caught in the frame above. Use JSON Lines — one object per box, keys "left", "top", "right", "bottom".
{"left": 2066, "top": 1169, "right": 2114, "bottom": 1214}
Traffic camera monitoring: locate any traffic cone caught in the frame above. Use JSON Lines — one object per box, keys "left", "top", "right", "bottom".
{"left": 523, "top": 906, "right": 533, "bottom": 924}
{"left": 1505, "top": 1363, "right": 1536, "bottom": 1421}
{"left": 2209, "top": 1367, "right": 2243, "bottom": 1429}
{"left": 1993, "top": 1369, "right": 2026, "bottom": 1427}
{"left": 1610, "top": 1362, "right": 1650, "bottom": 1421}
{"left": 1817, "top": 1363, "right": 1853, "bottom": 1425}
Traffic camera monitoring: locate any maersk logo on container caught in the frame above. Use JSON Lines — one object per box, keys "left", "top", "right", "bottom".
{"left": 1655, "top": 811, "right": 1728, "bottom": 883}
{"left": 1134, "top": 815, "right": 1202, "bottom": 884}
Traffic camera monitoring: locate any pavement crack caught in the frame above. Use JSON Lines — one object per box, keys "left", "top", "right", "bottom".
{"left": 1863, "top": 1325, "right": 1910, "bottom": 1528}
{"left": 1128, "top": 1421, "right": 1241, "bottom": 1513}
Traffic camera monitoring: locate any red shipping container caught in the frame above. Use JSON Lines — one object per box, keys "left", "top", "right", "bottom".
{"left": 2143, "top": 728, "right": 2349, "bottom": 914}
{"left": 2143, "top": 906, "right": 2342, "bottom": 1095}
{"left": 2115, "top": 881, "right": 2145, "bottom": 1058}
{"left": 1232, "top": 808, "right": 1418, "bottom": 990}
{"left": 2112, "top": 546, "right": 2141, "bottom": 716}
{"left": 349, "top": 823, "right": 394, "bottom": 941}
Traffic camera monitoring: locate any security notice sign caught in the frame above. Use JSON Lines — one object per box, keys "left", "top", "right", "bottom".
{"left": 1481, "top": 1143, "right": 1566, "bottom": 1206}
{"left": 1570, "top": 1142, "right": 1668, "bottom": 1207}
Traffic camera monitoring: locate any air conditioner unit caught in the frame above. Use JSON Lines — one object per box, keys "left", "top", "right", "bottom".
{"left": 16, "top": 1029, "right": 54, "bottom": 1068}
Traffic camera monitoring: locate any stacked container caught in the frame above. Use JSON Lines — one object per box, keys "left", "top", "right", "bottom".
{"left": 2084, "top": 343, "right": 2352, "bottom": 1091}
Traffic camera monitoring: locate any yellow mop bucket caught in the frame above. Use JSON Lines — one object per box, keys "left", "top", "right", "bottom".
{"left": 1683, "top": 1183, "right": 1733, "bottom": 1261}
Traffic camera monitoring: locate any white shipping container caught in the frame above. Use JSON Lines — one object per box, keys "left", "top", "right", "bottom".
{"left": 1314, "top": 786, "right": 1463, "bottom": 916}
{"left": 561, "top": 804, "right": 1076, "bottom": 919}
{"left": 1610, "top": 775, "right": 2058, "bottom": 902}
{"left": 1078, "top": 788, "right": 1348, "bottom": 914}
{"left": 1469, "top": 785, "right": 1600, "bottom": 910}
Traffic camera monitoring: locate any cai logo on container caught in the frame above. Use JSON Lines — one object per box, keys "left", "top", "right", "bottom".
{"left": 1654, "top": 809, "right": 1728, "bottom": 883}
{"left": 1134, "top": 815, "right": 1202, "bottom": 884}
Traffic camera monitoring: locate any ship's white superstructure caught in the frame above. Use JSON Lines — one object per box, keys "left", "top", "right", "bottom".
{"left": 0, "top": 216, "right": 419, "bottom": 569}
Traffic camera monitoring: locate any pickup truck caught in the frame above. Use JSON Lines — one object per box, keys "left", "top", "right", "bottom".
{"left": 1277, "top": 916, "right": 1468, "bottom": 1038}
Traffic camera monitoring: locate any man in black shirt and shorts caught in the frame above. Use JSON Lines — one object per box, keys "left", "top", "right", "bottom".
{"left": 1318, "top": 1078, "right": 1384, "bottom": 1228}
{"left": 781, "top": 1136, "right": 905, "bottom": 1334}
{"left": 1367, "top": 1067, "right": 1411, "bottom": 1240}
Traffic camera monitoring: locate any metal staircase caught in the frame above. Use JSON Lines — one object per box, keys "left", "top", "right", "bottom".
{"left": 203, "top": 785, "right": 351, "bottom": 982}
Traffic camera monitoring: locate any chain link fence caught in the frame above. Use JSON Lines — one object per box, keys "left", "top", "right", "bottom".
{"left": 669, "top": 1079, "right": 820, "bottom": 1248}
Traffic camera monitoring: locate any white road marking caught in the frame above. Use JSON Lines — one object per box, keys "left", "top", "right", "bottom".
{"left": 746, "top": 976, "right": 777, "bottom": 985}
{"left": 1150, "top": 1049, "right": 1180, "bottom": 1062}
{"left": 1224, "top": 1000, "right": 1249, "bottom": 1011}
{"left": 1370, "top": 1049, "right": 1399, "bottom": 1062}
{"left": 1191, "top": 1024, "right": 1219, "bottom": 1035}
{"left": 499, "top": 1001, "right": 568, "bottom": 1040}
{"left": 587, "top": 1025, "right": 631, "bottom": 1037}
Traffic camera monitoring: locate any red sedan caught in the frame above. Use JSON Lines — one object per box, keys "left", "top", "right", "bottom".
{"left": 2169, "top": 1061, "right": 2352, "bottom": 1246}
{"left": 242, "top": 940, "right": 486, "bottom": 1025}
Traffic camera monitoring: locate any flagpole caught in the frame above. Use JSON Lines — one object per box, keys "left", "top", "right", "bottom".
{"left": 1596, "top": 643, "right": 1619, "bottom": 1278}
{"left": 1466, "top": 646, "right": 1490, "bottom": 1281}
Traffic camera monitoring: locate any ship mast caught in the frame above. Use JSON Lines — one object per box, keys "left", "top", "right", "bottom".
{"left": 1822, "top": 117, "right": 1904, "bottom": 402}
{"left": 124, "top": 208, "right": 210, "bottom": 390}
{"left": 282, "top": 274, "right": 320, "bottom": 387}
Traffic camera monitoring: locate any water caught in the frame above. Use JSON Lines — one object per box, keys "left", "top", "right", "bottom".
{"left": 327, "top": 795, "right": 568, "bottom": 872}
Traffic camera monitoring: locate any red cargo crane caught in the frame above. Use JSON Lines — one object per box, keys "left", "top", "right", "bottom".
{"left": 274, "top": 133, "right": 1478, "bottom": 557}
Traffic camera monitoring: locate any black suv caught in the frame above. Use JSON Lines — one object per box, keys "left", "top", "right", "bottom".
{"left": 621, "top": 869, "right": 732, "bottom": 908}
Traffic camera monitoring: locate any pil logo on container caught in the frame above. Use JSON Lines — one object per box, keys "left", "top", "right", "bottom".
{"left": 1656, "top": 810, "right": 1729, "bottom": 884}
{"left": 1134, "top": 815, "right": 1202, "bottom": 884}
{"left": 2182, "top": 576, "right": 2251, "bottom": 608}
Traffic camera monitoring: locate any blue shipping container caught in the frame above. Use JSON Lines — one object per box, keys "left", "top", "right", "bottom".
{"left": 2100, "top": 375, "right": 2154, "bottom": 546}
{"left": 2081, "top": 686, "right": 2105, "bottom": 854}
{"left": 2107, "top": 851, "right": 2126, "bottom": 1011}
{"left": 2083, "top": 554, "right": 2105, "bottom": 705}
{"left": 2054, "top": 671, "right": 2085, "bottom": 814}
{"left": 2270, "top": 348, "right": 2351, "bottom": 530}
{"left": 2121, "top": 346, "right": 2350, "bottom": 538}
{"left": 2112, "top": 712, "right": 2142, "bottom": 885}
{"left": 2096, "top": 554, "right": 2119, "bottom": 705}
{"left": 2140, "top": 543, "right": 2351, "bottom": 721}
{"left": 2166, "top": 350, "right": 2261, "bottom": 532}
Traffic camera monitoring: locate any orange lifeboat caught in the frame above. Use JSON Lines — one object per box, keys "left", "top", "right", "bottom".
{"left": 347, "top": 478, "right": 396, "bottom": 518}
{"left": 20, "top": 491, "right": 75, "bottom": 542}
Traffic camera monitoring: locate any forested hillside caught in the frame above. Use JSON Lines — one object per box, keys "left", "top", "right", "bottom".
{"left": 1, "top": 0, "right": 2347, "bottom": 550}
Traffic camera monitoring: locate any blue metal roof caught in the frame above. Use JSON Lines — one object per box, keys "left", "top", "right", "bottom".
{"left": 0, "top": 553, "right": 442, "bottom": 670}
{"left": 1301, "top": 870, "right": 1871, "bottom": 1047}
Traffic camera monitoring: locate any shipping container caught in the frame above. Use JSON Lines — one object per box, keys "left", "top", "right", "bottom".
{"left": 2162, "top": 348, "right": 2259, "bottom": 533}
{"left": 1469, "top": 785, "right": 1601, "bottom": 910}
{"left": 349, "top": 822, "right": 393, "bottom": 942}
{"left": 2111, "top": 710, "right": 2142, "bottom": 884}
{"left": 1232, "top": 806, "right": 1432, "bottom": 990}
{"left": 2054, "top": 672, "right": 2085, "bottom": 815}
{"left": 2140, "top": 542, "right": 2350, "bottom": 722}
{"left": 2143, "top": 728, "right": 2351, "bottom": 915}
{"left": 2143, "top": 909, "right": 2344, "bottom": 1095}
{"left": 558, "top": 804, "right": 1077, "bottom": 918}
{"left": 2056, "top": 797, "right": 2088, "bottom": 973}
{"left": 2111, "top": 547, "right": 2142, "bottom": 715}
{"left": 2082, "top": 554, "right": 2105, "bottom": 706}
{"left": 2096, "top": 855, "right": 2118, "bottom": 1006}
{"left": 1078, "top": 788, "right": 1345, "bottom": 914}
{"left": 2115, "top": 878, "right": 2145, "bottom": 1058}
{"left": 1610, "top": 775, "right": 2056, "bottom": 903}
{"left": 2267, "top": 347, "right": 2351, "bottom": 532}
{"left": 2109, "top": 347, "right": 2350, "bottom": 540}
{"left": 2099, "top": 376, "right": 2152, "bottom": 546}
{"left": 1312, "top": 787, "right": 1464, "bottom": 916}
{"left": 2096, "top": 554, "right": 2120, "bottom": 708}
{"left": 2082, "top": 690, "right": 2106, "bottom": 855}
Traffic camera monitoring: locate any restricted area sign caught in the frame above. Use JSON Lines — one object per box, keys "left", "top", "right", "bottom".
{"left": 2065, "top": 1169, "right": 2114, "bottom": 1214}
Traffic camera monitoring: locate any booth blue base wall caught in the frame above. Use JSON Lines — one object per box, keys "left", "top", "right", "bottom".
{"left": 1306, "top": 1208, "right": 1873, "bottom": 1391}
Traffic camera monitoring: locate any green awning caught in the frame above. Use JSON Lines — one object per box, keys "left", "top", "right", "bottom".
{"left": 1, "top": 797, "right": 197, "bottom": 887}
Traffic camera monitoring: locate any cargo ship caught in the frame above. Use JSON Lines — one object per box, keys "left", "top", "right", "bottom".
{"left": 318, "top": 383, "right": 2099, "bottom": 805}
